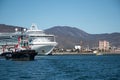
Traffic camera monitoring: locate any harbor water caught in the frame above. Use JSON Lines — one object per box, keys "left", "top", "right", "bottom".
{"left": 0, "top": 54, "right": 120, "bottom": 80}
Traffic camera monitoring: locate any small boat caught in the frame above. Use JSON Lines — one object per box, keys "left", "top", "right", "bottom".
{"left": 0, "top": 50, "right": 38, "bottom": 61}
{"left": 96, "top": 52, "right": 103, "bottom": 56}
{"left": 93, "top": 50, "right": 103, "bottom": 56}
{"left": 93, "top": 50, "right": 98, "bottom": 54}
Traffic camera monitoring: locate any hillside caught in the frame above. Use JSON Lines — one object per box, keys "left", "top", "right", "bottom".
{"left": 0, "top": 24, "right": 120, "bottom": 48}
{"left": 45, "top": 26, "right": 120, "bottom": 48}
{"left": 45, "top": 26, "right": 92, "bottom": 48}
{"left": 92, "top": 33, "right": 120, "bottom": 47}
{"left": 0, "top": 24, "right": 24, "bottom": 32}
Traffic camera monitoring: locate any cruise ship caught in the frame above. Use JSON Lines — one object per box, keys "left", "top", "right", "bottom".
{"left": 26, "top": 24, "right": 57, "bottom": 55}
{"left": 0, "top": 24, "right": 57, "bottom": 55}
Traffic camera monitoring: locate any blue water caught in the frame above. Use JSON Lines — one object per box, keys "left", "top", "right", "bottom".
{"left": 0, "top": 54, "right": 120, "bottom": 80}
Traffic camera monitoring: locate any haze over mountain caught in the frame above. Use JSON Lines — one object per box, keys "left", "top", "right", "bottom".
{"left": 0, "top": 24, "right": 120, "bottom": 48}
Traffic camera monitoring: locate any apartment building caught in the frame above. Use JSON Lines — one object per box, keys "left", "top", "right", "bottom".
{"left": 99, "top": 40, "right": 110, "bottom": 51}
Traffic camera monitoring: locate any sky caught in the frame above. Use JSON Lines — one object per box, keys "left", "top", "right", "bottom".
{"left": 0, "top": 0, "right": 120, "bottom": 34}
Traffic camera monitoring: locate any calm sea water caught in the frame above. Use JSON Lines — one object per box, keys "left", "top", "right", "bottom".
{"left": 0, "top": 54, "right": 120, "bottom": 80}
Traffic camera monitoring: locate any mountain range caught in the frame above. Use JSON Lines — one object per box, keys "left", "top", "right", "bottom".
{"left": 45, "top": 26, "right": 120, "bottom": 48}
{"left": 0, "top": 24, "right": 120, "bottom": 48}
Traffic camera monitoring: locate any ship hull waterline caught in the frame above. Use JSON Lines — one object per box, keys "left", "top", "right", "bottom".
{"left": 30, "top": 44, "right": 56, "bottom": 55}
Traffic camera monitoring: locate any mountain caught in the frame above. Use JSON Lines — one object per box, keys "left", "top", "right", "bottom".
{"left": 45, "top": 26, "right": 120, "bottom": 48}
{"left": 0, "top": 24, "right": 24, "bottom": 32}
{"left": 0, "top": 24, "right": 120, "bottom": 48}
{"left": 45, "top": 26, "right": 91, "bottom": 48}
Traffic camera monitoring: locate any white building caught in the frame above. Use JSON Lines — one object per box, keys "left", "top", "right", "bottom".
{"left": 75, "top": 45, "right": 81, "bottom": 50}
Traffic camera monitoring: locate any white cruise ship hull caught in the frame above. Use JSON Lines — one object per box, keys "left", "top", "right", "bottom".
{"left": 30, "top": 42, "right": 57, "bottom": 55}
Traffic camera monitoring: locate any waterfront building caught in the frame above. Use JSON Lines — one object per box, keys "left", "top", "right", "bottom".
{"left": 99, "top": 40, "right": 110, "bottom": 51}
{"left": 75, "top": 45, "right": 81, "bottom": 50}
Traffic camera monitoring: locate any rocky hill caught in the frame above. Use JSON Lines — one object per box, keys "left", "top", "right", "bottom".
{"left": 0, "top": 24, "right": 120, "bottom": 48}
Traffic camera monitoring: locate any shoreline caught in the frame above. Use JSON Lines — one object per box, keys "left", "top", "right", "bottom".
{"left": 52, "top": 52, "right": 120, "bottom": 55}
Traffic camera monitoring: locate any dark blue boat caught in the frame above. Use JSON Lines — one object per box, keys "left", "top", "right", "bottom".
{"left": 0, "top": 50, "right": 37, "bottom": 61}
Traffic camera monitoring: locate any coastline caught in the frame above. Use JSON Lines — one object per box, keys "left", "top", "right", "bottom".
{"left": 52, "top": 52, "right": 120, "bottom": 55}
